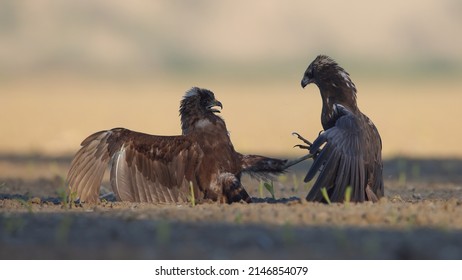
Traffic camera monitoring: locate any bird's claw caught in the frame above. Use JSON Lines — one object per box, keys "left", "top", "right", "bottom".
{"left": 291, "top": 132, "right": 313, "bottom": 146}
{"left": 293, "top": 144, "right": 310, "bottom": 150}
{"left": 292, "top": 131, "right": 321, "bottom": 159}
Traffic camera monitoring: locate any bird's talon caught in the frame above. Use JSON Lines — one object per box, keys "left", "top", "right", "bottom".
{"left": 293, "top": 144, "right": 310, "bottom": 150}
{"left": 292, "top": 132, "right": 313, "bottom": 146}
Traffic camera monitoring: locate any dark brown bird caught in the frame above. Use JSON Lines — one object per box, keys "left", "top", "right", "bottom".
{"left": 66, "top": 87, "right": 288, "bottom": 204}
{"left": 293, "top": 55, "right": 384, "bottom": 203}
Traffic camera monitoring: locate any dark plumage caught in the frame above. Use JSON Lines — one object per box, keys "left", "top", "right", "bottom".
{"left": 67, "top": 87, "right": 288, "bottom": 204}
{"left": 294, "top": 55, "right": 384, "bottom": 203}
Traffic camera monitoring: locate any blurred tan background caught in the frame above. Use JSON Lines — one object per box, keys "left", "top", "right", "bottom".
{"left": 1, "top": 0, "right": 461, "bottom": 158}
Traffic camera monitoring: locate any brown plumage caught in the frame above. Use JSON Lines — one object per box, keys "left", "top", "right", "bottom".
{"left": 67, "top": 87, "right": 288, "bottom": 204}
{"left": 294, "top": 55, "right": 384, "bottom": 203}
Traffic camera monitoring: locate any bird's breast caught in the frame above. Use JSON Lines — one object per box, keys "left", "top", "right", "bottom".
{"left": 194, "top": 119, "right": 213, "bottom": 129}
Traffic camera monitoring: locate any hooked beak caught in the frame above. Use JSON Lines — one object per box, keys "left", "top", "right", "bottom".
{"left": 207, "top": 99, "right": 223, "bottom": 113}
{"left": 301, "top": 76, "right": 313, "bottom": 88}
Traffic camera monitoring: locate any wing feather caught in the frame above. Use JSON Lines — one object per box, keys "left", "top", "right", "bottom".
{"left": 113, "top": 134, "right": 204, "bottom": 203}
{"left": 240, "top": 154, "right": 288, "bottom": 180}
{"left": 67, "top": 130, "right": 115, "bottom": 203}
{"left": 304, "top": 137, "right": 329, "bottom": 182}
{"left": 305, "top": 105, "right": 382, "bottom": 203}
{"left": 111, "top": 149, "right": 134, "bottom": 201}
{"left": 67, "top": 128, "right": 205, "bottom": 203}
{"left": 306, "top": 146, "right": 339, "bottom": 201}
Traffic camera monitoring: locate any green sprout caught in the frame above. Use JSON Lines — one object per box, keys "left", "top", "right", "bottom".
{"left": 58, "top": 185, "right": 77, "bottom": 210}
{"left": 189, "top": 181, "right": 195, "bottom": 207}
{"left": 263, "top": 181, "right": 275, "bottom": 199}
{"left": 68, "top": 191, "right": 78, "bottom": 207}
{"left": 344, "top": 186, "right": 352, "bottom": 206}
{"left": 56, "top": 187, "right": 69, "bottom": 209}
{"left": 320, "top": 187, "right": 332, "bottom": 205}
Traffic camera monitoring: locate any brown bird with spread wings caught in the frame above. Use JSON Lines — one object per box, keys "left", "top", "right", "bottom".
{"left": 293, "top": 55, "right": 384, "bottom": 203}
{"left": 67, "top": 87, "right": 289, "bottom": 204}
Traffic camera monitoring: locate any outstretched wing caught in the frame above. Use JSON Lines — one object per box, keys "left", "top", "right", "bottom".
{"left": 67, "top": 128, "right": 204, "bottom": 203}
{"left": 66, "top": 130, "right": 114, "bottom": 203}
{"left": 305, "top": 104, "right": 382, "bottom": 202}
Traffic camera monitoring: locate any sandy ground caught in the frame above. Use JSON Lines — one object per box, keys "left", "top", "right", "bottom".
{"left": 1, "top": 154, "right": 462, "bottom": 259}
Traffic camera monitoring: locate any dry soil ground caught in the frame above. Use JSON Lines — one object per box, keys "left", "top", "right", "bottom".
{"left": 1, "top": 154, "right": 462, "bottom": 259}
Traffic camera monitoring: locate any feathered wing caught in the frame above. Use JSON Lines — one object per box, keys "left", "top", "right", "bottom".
{"left": 305, "top": 105, "right": 383, "bottom": 203}
{"left": 66, "top": 130, "right": 114, "bottom": 203}
{"left": 240, "top": 154, "right": 288, "bottom": 180}
{"left": 67, "top": 128, "right": 204, "bottom": 203}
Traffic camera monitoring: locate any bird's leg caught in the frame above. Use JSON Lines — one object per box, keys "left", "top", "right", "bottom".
{"left": 284, "top": 153, "right": 314, "bottom": 168}
{"left": 285, "top": 132, "right": 318, "bottom": 169}
{"left": 292, "top": 131, "right": 322, "bottom": 157}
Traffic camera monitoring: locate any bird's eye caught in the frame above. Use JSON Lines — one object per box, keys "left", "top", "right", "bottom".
{"left": 305, "top": 66, "right": 314, "bottom": 79}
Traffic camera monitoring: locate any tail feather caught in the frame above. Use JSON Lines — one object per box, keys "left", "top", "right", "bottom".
{"left": 240, "top": 154, "right": 288, "bottom": 180}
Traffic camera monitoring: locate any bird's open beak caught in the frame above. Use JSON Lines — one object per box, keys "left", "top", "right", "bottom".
{"left": 208, "top": 100, "right": 223, "bottom": 113}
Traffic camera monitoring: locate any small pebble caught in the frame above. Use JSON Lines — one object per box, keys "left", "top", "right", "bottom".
{"left": 29, "top": 197, "right": 41, "bottom": 204}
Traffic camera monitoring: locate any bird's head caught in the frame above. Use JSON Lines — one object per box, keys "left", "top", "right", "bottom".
{"left": 301, "top": 55, "right": 357, "bottom": 95}
{"left": 181, "top": 87, "right": 223, "bottom": 115}
{"left": 180, "top": 87, "right": 225, "bottom": 134}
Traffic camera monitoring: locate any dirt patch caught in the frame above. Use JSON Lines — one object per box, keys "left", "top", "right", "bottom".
{"left": 1, "top": 155, "right": 462, "bottom": 259}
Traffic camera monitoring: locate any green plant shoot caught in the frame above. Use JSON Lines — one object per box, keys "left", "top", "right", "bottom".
{"left": 320, "top": 187, "right": 332, "bottom": 205}
{"left": 344, "top": 186, "right": 352, "bottom": 206}
{"left": 189, "top": 181, "right": 195, "bottom": 207}
{"left": 264, "top": 181, "right": 275, "bottom": 199}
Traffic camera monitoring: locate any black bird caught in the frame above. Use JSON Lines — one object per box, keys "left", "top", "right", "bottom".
{"left": 67, "top": 87, "right": 289, "bottom": 204}
{"left": 293, "top": 55, "right": 384, "bottom": 203}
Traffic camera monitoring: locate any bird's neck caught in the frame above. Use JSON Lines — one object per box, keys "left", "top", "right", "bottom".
{"left": 182, "top": 112, "right": 237, "bottom": 165}
{"left": 181, "top": 110, "right": 227, "bottom": 135}
{"left": 319, "top": 87, "right": 358, "bottom": 129}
